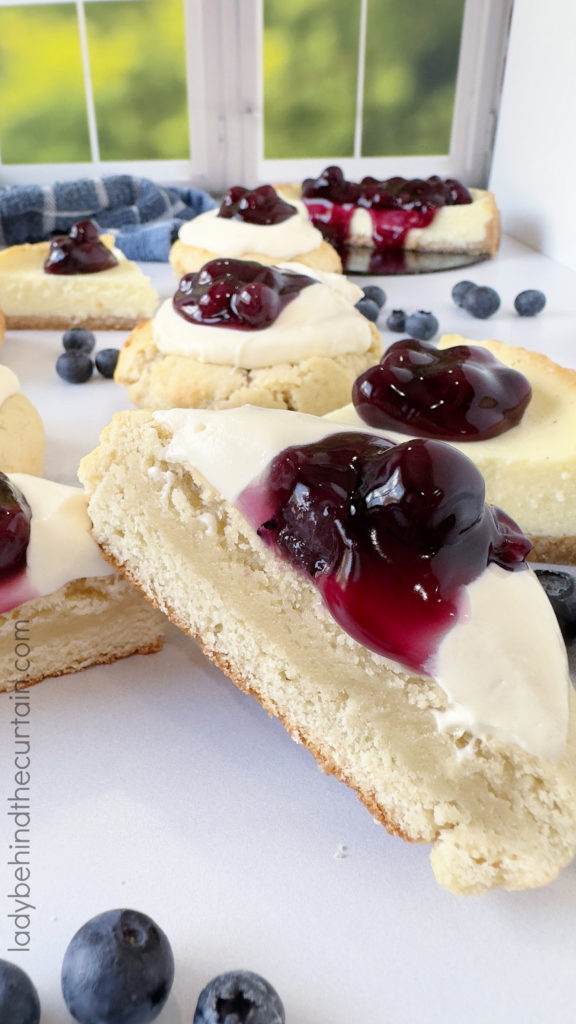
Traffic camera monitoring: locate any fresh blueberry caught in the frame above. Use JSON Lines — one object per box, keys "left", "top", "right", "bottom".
{"left": 514, "top": 289, "right": 546, "bottom": 316}
{"left": 194, "top": 970, "right": 285, "bottom": 1024}
{"left": 355, "top": 297, "right": 380, "bottom": 322}
{"left": 535, "top": 570, "right": 576, "bottom": 641}
{"left": 95, "top": 348, "right": 120, "bottom": 379}
{"left": 56, "top": 351, "right": 94, "bottom": 384}
{"left": 462, "top": 285, "right": 501, "bottom": 319}
{"left": 0, "top": 960, "right": 40, "bottom": 1024}
{"left": 386, "top": 309, "right": 406, "bottom": 332}
{"left": 362, "top": 284, "right": 386, "bottom": 309}
{"left": 61, "top": 908, "right": 175, "bottom": 1024}
{"left": 404, "top": 310, "right": 439, "bottom": 341}
{"left": 62, "top": 328, "right": 96, "bottom": 354}
{"left": 451, "top": 280, "right": 476, "bottom": 308}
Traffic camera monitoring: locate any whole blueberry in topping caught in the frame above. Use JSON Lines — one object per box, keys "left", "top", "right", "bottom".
{"left": 173, "top": 259, "right": 314, "bottom": 331}
{"left": 193, "top": 969, "right": 285, "bottom": 1024}
{"left": 463, "top": 285, "right": 501, "bottom": 319}
{"left": 451, "top": 280, "right": 477, "bottom": 308}
{"left": 386, "top": 309, "right": 406, "bottom": 332}
{"left": 362, "top": 284, "right": 386, "bottom": 308}
{"left": 514, "top": 289, "right": 546, "bottom": 316}
{"left": 240, "top": 432, "right": 530, "bottom": 673}
{"left": 218, "top": 184, "right": 296, "bottom": 225}
{"left": 44, "top": 219, "right": 118, "bottom": 275}
{"left": 535, "top": 570, "right": 576, "bottom": 641}
{"left": 95, "top": 348, "right": 120, "bottom": 379}
{"left": 61, "top": 908, "right": 174, "bottom": 1024}
{"left": 404, "top": 310, "right": 438, "bottom": 341}
{"left": 355, "top": 297, "right": 380, "bottom": 322}
{"left": 63, "top": 328, "right": 96, "bottom": 354}
{"left": 56, "top": 351, "right": 94, "bottom": 384}
{"left": 0, "top": 474, "right": 32, "bottom": 579}
{"left": 0, "top": 960, "right": 40, "bottom": 1024}
{"left": 352, "top": 338, "right": 532, "bottom": 441}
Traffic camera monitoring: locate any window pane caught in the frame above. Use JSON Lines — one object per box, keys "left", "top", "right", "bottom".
{"left": 85, "top": 0, "right": 189, "bottom": 161}
{"left": 0, "top": 5, "right": 90, "bottom": 164}
{"left": 263, "top": 0, "right": 361, "bottom": 160}
{"left": 362, "top": 0, "right": 465, "bottom": 156}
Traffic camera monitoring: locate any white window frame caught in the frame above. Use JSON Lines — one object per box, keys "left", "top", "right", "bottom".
{"left": 0, "top": 0, "right": 513, "bottom": 191}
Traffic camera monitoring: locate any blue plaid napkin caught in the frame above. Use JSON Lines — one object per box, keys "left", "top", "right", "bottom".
{"left": 0, "top": 175, "right": 218, "bottom": 261}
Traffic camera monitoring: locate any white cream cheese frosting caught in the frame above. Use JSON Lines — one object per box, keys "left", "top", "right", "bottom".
{"left": 152, "top": 281, "right": 373, "bottom": 369}
{"left": 8, "top": 474, "right": 114, "bottom": 598}
{"left": 177, "top": 200, "right": 324, "bottom": 259}
{"left": 152, "top": 405, "right": 571, "bottom": 761}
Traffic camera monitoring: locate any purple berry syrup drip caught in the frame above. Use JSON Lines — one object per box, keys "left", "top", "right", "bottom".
{"left": 238, "top": 432, "right": 530, "bottom": 674}
{"left": 44, "top": 220, "right": 119, "bottom": 275}
{"left": 0, "top": 474, "right": 36, "bottom": 614}
{"left": 353, "top": 339, "right": 532, "bottom": 442}
{"left": 173, "top": 258, "right": 315, "bottom": 331}
{"left": 301, "top": 166, "right": 471, "bottom": 250}
{"left": 218, "top": 184, "right": 297, "bottom": 225}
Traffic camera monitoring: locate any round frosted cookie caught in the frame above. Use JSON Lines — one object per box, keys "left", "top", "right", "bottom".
{"left": 0, "top": 365, "right": 45, "bottom": 474}
{"left": 170, "top": 236, "right": 342, "bottom": 278}
{"left": 115, "top": 317, "right": 382, "bottom": 413}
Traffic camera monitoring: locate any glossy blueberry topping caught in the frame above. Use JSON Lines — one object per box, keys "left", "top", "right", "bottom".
{"left": 61, "top": 908, "right": 174, "bottom": 1024}
{"left": 238, "top": 432, "right": 530, "bottom": 673}
{"left": 0, "top": 474, "right": 31, "bottom": 579}
{"left": 352, "top": 339, "right": 532, "bottom": 441}
{"left": 0, "top": 960, "right": 40, "bottom": 1024}
{"left": 173, "top": 258, "right": 314, "bottom": 331}
{"left": 193, "top": 969, "right": 285, "bottom": 1024}
{"left": 218, "top": 184, "right": 297, "bottom": 225}
{"left": 301, "top": 166, "right": 471, "bottom": 250}
{"left": 44, "top": 220, "right": 118, "bottom": 275}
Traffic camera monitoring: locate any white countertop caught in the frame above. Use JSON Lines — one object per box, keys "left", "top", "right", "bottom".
{"left": 0, "top": 235, "right": 575, "bottom": 1024}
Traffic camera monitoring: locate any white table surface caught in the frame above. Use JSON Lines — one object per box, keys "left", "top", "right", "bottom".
{"left": 1, "top": 235, "right": 575, "bottom": 1024}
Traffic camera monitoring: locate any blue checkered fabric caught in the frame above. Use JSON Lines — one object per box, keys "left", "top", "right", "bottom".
{"left": 0, "top": 175, "right": 217, "bottom": 261}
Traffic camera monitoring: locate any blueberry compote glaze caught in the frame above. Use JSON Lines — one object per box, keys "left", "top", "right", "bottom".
{"left": 237, "top": 432, "right": 530, "bottom": 674}
{"left": 218, "top": 184, "right": 297, "bottom": 225}
{"left": 43, "top": 220, "right": 118, "bottom": 275}
{"left": 301, "top": 166, "right": 472, "bottom": 250}
{"left": 353, "top": 339, "right": 532, "bottom": 441}
{"left": 173, "top": 258, "right": 315, "bottom": 331}
{"left": 0, "top": 474, "right": 35, "bottom": 614}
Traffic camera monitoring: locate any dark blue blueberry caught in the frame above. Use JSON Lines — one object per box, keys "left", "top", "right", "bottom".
{"left": 451, "top": 280, "right": 476, "bottom": 308}
{"left": 0, "top": 960, "right": 40, "bottom": 1024}
{"left": 61, "top": 908, "right": 174, "bottom": 1024}
{"left": 404, "top": 310, "right": 439, "bottom": 341}
{"left": 535, "top": 570, "right": 576, "bottom": 641}
{"left": 355, "top": 297, "right": 380, "bottom": 322}
{"left": 362, "top": 284, "right": 386, "bottom": 308}
{"left": 95, "top": 348, "right": 120, "bottom": 379}
{"left": 514, "top": 289, "right": 546, "bottom": 316}
{"left": 462, "top": 285, "right": 500, "bottom": 319}
{"left": 56, "top": 351, "right": 94, "bottom": 384}
{"left": 386, "top": 309, "right": 406, "bottom": 332}
{"left": 62, "top": 328, "right": 96, "bottom": 354}
{"left": 194, "top": 970, "right": 285, "bottom": 1024}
